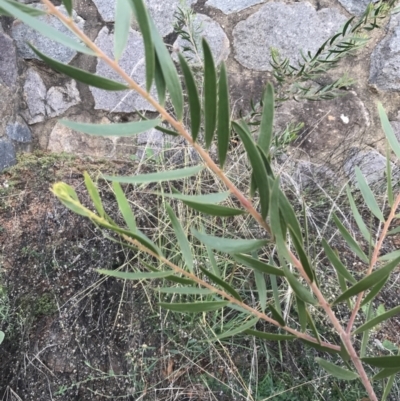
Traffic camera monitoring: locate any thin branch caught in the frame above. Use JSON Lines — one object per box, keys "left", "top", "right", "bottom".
{"left": 346, "top": 192, "right": 400, "bottom": 334}
{"left": 40, "top": 0, "right": 271, "bottom": 235}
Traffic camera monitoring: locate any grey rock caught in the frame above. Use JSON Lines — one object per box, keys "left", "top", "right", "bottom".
{"left": 23, "top": 68, "right": 47, "bottom": 124}
{"left": 289, "top": 161, "right": 337, "bottom": 189}
{"left": 6, "top": 117, "right": 32, "bottom": 143}
{"left": 0, "top": 138, "right": 17, "bottom": 171}
{"left": 172, "top": 14, "right": 230, "bottom": 66}
{"left": 0, "top": 83, "right": 15, "bottom": 136}
{"left": 369, "top": 13, "right": 400, "bottom": 92}
{"left": 338, "top": 0, "right": 379, "bottom": 16}
{"left": 205, "top": 0, "right": 266, "bottom": 14}
{"left": 233, "top": 2, "right": 347, "bottom": 71}
{"left": 344, "top": 148, "right": 387, "bottom": 186}
{"left": 274, "top": 91, "right": 370, "bottom": 166}
{"left": 0, "top": 32, "right": 18, "bottom": 88}
{"left": 92, "top": 0, "right": 196, "bottom": 37}
{"left": 45, "top": 81, "right": 81, "bottom": 118}
{"left": 24, "top": 68, "right": 80, "bottom": 123}
{"left": 90, "top": 26, "right": 155, "bottom": 112}
{"left": 11, "top": 4, "right": 85, "bottom": 63}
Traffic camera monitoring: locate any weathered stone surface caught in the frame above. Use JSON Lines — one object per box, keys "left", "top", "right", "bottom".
{"left": 344, "top": 148, "right": 387, "bottom": 186}
{"left": 45, "top": 81, "right": 81, "bottom": 118}
{"left": 24, "top": 68, "right": 80, "bottom": 124}
{"left": 274, "top": 91, "right": 370, "bottom": 166}
{"left": 92, "top": 0, "right": 196, "bottom": 37}
{"left": 23, "top": 68, "right": 47, "bottom": 124}
{"left": 48, "top": 115, "right": 136, "bottom": 158}
{"left": 338, "top": 0, "right": 379, "bottom": 16}
{"left": 172, "top": 14, "right": 230, "bottom": 66}
{"left": 0, "top": 138, "right": 17, "bottom": 171}
{"left": 284, "top": 160, "right": 337, "bottom": 189}
{"left": 233, "top": 2, "right": 347, "bottom": 71}
{"left": 11, "top": 5, "right": 85, "bottom": 63}
{"left": 0, "top": 83, "right": 14, "bottom": 137}
{"left": 91, "top": 27, "right": 155, "bottom": 112}
{"left": 0, "top": 32, "right": 18, "bottom": 88}
{"left": 205, "top": 0, "right": 266, "bottom": 14}
{"left": 369, "top": 13, "right": 400, "bottom": 92}
{"left": 6, "top": 117, "right": 32, "bottom": 143}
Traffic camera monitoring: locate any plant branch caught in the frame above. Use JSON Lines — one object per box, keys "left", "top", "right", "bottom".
{"left": 121, "top": 234, "right": 340, "bottom": 351}
{"left": 41, "top": 0, "right": 271, "bottom": 235}
{"left": 346, "top": 192, "right": 400, "bottom": 335}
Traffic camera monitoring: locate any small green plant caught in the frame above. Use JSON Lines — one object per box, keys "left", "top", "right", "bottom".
{"left": 2, "top": 1, "right": 400, "bottom": 400}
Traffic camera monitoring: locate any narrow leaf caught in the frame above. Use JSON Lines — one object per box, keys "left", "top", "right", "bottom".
{"left": 360, "top": 274, "right": 389, "bottom": 307}
{"left": 379, "top": 250, "right": 400, "bottom": 261}
{"left": 355, "top": 167, "right": 384, "bottom": 221}
{"left": 159, "top": 301, "right": 228, "bottom": 313}
{"left": 297, "top": 297, "right": 307, "bottom": 332}
{"left": 378, "top": 103, "right": 400, "bottom": 160}
{"left": 61, "top": 0, "right": 73, "bottom": 15}
{"left": 165, "top": 203, "right": 193, "bottom": 273}
{"left": 0, "top": 331, "right": 4, "bottom": 345}
{"left": 129, "top": 0, "right": 154, "bottom": 91}
{"left": 199, "top": 266, "right": 242, "bottom": 301}
{"left": 332, "top": 214, "right": 369, "bottom": 263}
{"left": 154, "top": 53, "right": 166, "bottom": 105}
{"left": 289, "top": 227, "right": 314, "bottom": 282}
{"left": 192, "top": 229, "right": 267, "bottom": 254}
{"left": 60, "top": 119, "right": 161, "bottom": 136}
{"left": 269, "top": 304, "right": 285, "bottom": 326}
{"left": 283, "top": 266, "right": 317, "bottom": 305}
{"left": 0, "top": 0, "right": 46, "bottom": 17}
{"left": 112, "top": 182, "right": 136, "bottom": 232}
{"left": 322, "top": 239, "right": 357, "bottom": 284}
{"left": 145, "top": 262, "right": 194, "bottom": 285}
{"left": 362, "top": 356, "right": 400, "bottom": 369}
{"left": 315, "top": 358, "right": 358, "bottom": 380}
{"left": 233, "top": 254, "right": 285, "bottom": 276}
{"left": 279, "top": 190, "right": 302, "bottom": 242}
{"left": 149, "top": 18, "right": 183, "bottom": 119}
{"left": 300, "top": 339, "right": 341, "bottom": 355}
{"left": 258, "top": 83, "right": 274, "bottom": 154}
{"left": 353, "top": 305, "right": 400, "bottom": 334}
{"left": 245, "top": 329, "right": 295, "bottom": 341}
{"left": 333, "top": 256, "right": 400, "bottom": 305}
{"left": 154, "top": 287, "right": 213, "bottom": 295}
{"left": 29, "top": 45, "right": 128, "bottom": 90}
{"left": 178, "top": 53, "right": 201, "bottom": 142}
{"left": 183, "top": 201, "right": 245, "bottom": 217}
{"left": 84, "top": 172, "right": 105, "bottom": 217}
{"left": 346, "top": 186, "right": 372, "bottom": 243}
{"left": 373, "top": 367, "right": 400, "bottom": 381}
{"left": 387, "top": 145, "right": 394, "bottom": 207}
{"left": 98, "top": 269, "right": 173, "bottom": 280}
{"left": 160, "top": 191, "right": 230, "bottom": 204}
{"left": 216, "top": 317, "right": 259, "bottom": 340}
{"left": 217, "top": 62, "right": 230, "bottom": 167}
{"left": 254, "top": 269, "right": 267, "bottom": 312}
{"left": 307, "top": 310, "right": 321, "bottom": 344}
{"left": 232, "top": 121, "right": 270, "bottom": 219}
{"left": 203, "top": 38, "right": 217, "bottom": 148}
{"left": 114, "top": 0, "right": 132, "bottom": 61}
{"left": 1, "top": 1, "right": 94, "bottom": 55}
{"left": 102, "top": 165, "right": 202, "bottom": 184}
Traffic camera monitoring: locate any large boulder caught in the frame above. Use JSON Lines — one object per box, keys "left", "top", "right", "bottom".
{"left": 233, "top": 2, "right": 347, "bottom": 71}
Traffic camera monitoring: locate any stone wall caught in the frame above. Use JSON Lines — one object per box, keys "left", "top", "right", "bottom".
{"left": 0, "top": 0, "right": 400, "bottom": 185}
